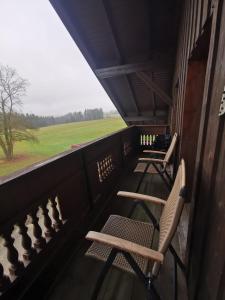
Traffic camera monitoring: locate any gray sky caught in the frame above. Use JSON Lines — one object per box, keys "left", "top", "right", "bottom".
{"left": 0, "top": 0, "right": 115, "bottom": 116}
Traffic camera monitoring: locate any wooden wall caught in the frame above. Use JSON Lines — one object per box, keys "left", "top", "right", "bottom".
{"left": 171, "top": 0, "right": 212, "bottom": 138}
{"left": 171, "top": 0, "right": 225, "bottom": 299}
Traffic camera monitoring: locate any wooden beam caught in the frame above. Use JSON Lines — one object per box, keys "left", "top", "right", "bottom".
{"left": 149, "top": 72, "right": 157, "bottom": 116}
{"left": 102, "top": 0, "right": 140, "bottom": 115}
{"left": 124, "top": 115, "right": 165, "bottom": 122}
{"left": 95, "top": 61, "right": 158, "bottom": 79}
{"left": 136, "top": 71, "right": 173, "bottom": 106}
{"left": 102, "top": 79, "right": 127, "bottom": 118}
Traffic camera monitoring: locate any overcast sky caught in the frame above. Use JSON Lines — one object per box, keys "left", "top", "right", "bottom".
{"left": 0, "top": 0, "right": 115, "bottom": 116}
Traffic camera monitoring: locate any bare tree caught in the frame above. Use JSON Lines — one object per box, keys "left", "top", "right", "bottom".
{"left": 0, "top": 65, "right": 37, "bottom": 160}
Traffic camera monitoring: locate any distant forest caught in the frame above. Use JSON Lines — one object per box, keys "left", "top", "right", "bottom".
{"left": 16, "top": 108, "right": 104, "bottom": 128}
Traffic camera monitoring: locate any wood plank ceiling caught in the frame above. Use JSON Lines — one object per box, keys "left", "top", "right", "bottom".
{"left": 50, "top": 0, "right": 181, "bottom": 125}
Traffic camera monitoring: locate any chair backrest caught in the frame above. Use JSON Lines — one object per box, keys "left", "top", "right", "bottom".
{"left": 163, "top": 132, "right": 178, "bottom": 167}
{"left": 152, "top": 159, "right": 186, "bottom": 276}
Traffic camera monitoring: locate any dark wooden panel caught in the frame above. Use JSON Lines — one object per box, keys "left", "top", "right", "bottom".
{"left": 202, "top": 0, "right": 210, "bottom": 27}
{"left": 0, "top": 150, "right": 84, "bottom": 225}
{"left": 136, "top": 72, "right": 172, "bottom": 106}
{"left": 170, "top": 1, "right": 225, "bottom": 299}
{"left": 181, "top": 60, "right": 207, "bottom": 199}
{"left": 197, "top": 121, "right": 225, "bottom": 299}
{"left": 185, "top": 2, "right": 225, "bottom": 299}
{"left": 136, "top": 125, "right": 169, "bottom": 135}
{"left": 56, "top": 170, "right": 90, "bottom": 222}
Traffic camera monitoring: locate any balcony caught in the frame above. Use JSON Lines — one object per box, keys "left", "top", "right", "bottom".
{"left": 0, "top": 125, "right": 188, "bottom": 299}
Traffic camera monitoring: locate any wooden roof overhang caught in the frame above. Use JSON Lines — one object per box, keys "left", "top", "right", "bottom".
{"left": 50, "top": 0, "right": 181, "bottom": 125}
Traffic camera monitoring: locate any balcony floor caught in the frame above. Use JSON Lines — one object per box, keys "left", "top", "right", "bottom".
{"left": 45, "top": 161, "right": 188, "bottom": 300}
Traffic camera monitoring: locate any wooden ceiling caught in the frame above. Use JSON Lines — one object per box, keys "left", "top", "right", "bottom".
{"left": 50, "top": 0, "right": 181, "bottom": 125}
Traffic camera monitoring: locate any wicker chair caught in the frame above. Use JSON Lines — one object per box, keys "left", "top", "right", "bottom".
{"left": 134, "top": 133, "right": 178, "bottom": 189}
{"left": 86, "top": 159, "right": 186, "bottom": 300}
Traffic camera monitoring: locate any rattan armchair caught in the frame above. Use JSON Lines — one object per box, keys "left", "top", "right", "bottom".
{"left": 135, "top": 133, "right": 178, "bottom": 189}
{"left": 86, "top": 159, "right": 186, "bottom": 300}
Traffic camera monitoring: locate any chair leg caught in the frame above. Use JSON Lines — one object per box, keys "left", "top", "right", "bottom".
{"left": 140, "top": 202, "right": 159, "bottom": 229}
{"left": 169, "top": 245, "right": 186, "bottom": 275}
{"left": 173, "top": 256, "right": 178, "bottom": 300}
{"left": 147, "top": 288, "right": 153, "bottom": 300}
{"left": 91, "top": 249, "right": 117, "bottom": 300}
{"left": 128, "top": 201, "right": 138, "bottom": 218}
{"left": 135, "top": 162, "right": 151, "bottom": 193}
{"left": 128, "top": 162, "right": 151, "bottom": 217}
{"left": 164, "top": 169, "right": 173, "bottom": 185}
{"left": 121, "top": 251, "right": 147, "bottom": 286}
{"left": 147, "top": 279, "right": 161, "bottom": 300}
{"left": 152, "top": 163, "right": 171, "bottom": 190}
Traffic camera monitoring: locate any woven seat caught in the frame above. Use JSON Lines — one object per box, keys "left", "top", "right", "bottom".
{"left": 86, "top": 215, "right": 154, "bottom": 275}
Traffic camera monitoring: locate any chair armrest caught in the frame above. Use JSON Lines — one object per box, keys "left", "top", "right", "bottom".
{"left": 86, "top": 231, "right": 164, "bottom": 263}
{"left": 117, "top": 191, "right": 166, "bottom": 205}
{"left": 138, "top": 157, "right": 165, "bottom": 163}
{"left": 143, "top": 150, "right": 166, "bottom": 155}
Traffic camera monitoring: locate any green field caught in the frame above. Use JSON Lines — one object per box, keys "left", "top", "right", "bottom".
{"left": 0, "top": 118, "right": 126, "bottom": 178}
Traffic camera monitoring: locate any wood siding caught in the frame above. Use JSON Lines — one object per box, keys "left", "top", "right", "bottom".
{"left": 172, "top": 0, "right": 225, "bottom": 299}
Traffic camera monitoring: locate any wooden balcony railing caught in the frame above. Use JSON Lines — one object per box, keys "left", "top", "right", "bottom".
{"left": 0, "top": 124, "right": 168, "bottom": 298}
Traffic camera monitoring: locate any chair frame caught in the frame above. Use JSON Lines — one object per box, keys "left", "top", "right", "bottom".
{"left": 118, "top": 191, "right": 186, "bottom": 274}
{"left": 86, "top": 160, "right": 186, "bottom": 300}
{"left": 93, "top": 250, "right": 160, "bottom": 300}
{"left": 137, "top": 133, "right": 178, "bottom": 190}
{"left": 86, "top": 230, "right": 162, "bottom": 300}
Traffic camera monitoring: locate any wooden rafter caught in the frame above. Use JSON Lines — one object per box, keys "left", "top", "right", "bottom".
{"left": 102, "top": 0, "right": 140, "bottom": 115}
{"left": 149, "top": 72, "right": 157, "bottom": 116}
{"left": 103, "top": 79, "right": 127, "bottom": 117}
{"left": 95, "top": 61, "right": 159, "bottom": 79}
{"left": 124, "top": 115, "right": 165, "bottom": 122}
{"left": 137, "top": 72, "right": 173, "bottom": 106}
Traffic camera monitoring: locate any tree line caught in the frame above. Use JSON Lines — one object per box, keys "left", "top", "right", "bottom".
{"left": 18, "top": 108, "right": 104, "bottom": 128}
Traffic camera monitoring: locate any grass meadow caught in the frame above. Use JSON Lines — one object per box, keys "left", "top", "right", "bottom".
{"left": 0, "top": 118, "right": 126, "bottom": 178}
